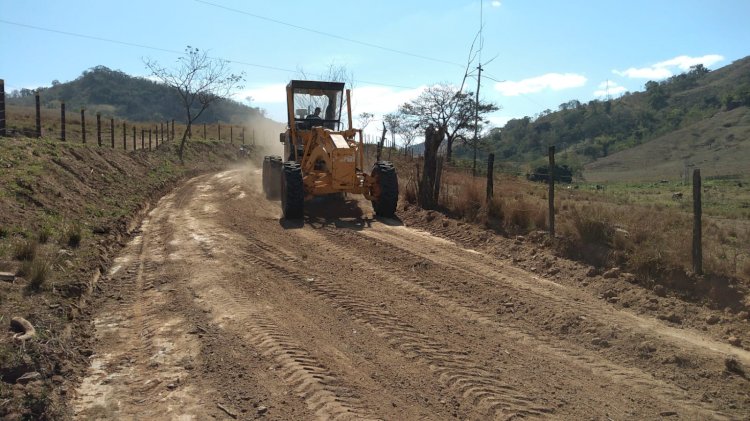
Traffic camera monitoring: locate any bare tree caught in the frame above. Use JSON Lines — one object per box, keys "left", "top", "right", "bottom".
{"left": 144, "top": 46, "right": 244, "bottom": 163}
{"left": 399, "top": 120, "right": 420, "bottom": 156}
{"left": 399, "top": 84, "right": 497, "bottom": 164}
{"left": 357, "top": 112, "right": 374, "bottom": 131}
{"left": 383, "top": 112, "right": 403, "bottom": 158}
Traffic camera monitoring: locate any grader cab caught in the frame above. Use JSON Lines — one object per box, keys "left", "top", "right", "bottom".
{"left": 262, "top": 80, "right": 398, "bottom": 219}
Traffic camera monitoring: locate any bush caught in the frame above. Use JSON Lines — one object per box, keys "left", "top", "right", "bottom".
{"left": 65, "top": 224, "right": 82, "bottom": 248}
{"left": 27, "top": 258, "right": 50, "bottom": 291}
{"left": 568, "top": 207, "right": 613, "bottom": 245}
{"left": 38, "top": 226, "right": 52, "bottom": 244}
{"left": 13, "top": 239, "right": 38, "bottom": 261}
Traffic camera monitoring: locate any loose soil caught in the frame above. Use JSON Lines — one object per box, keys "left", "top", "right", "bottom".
{"left": 71, "top": 165, "right": 749, "bottom": 420}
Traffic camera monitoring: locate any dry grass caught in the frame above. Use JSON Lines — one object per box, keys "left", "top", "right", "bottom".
{"left": 13, "top": 238, "right": 38, "bottom": 261}
{"left": 64, "top": 223, "right": 82, "bottom": 248}
{"left": 398, "top": 157, "right": 750, "bottom": 283}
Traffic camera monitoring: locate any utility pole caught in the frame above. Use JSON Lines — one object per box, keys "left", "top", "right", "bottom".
{"left": 472, "top": 63, "right": 482, "bottom": 177}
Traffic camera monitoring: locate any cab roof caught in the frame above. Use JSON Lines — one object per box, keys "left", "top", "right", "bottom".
{"left": 288, "top": 80, "right": 345, "bottom": 91}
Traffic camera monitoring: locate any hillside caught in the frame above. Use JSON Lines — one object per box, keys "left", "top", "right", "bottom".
{"left": 472, "top": 56, "right": 750, "bottom": 176}
{"left": 584, "top": 106, "right": 750, "bottom": 182}
{"left": 6, "top": 66, "right": 268, "bottom": 125}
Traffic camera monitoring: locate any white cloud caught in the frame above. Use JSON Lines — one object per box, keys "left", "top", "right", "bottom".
{"left": 593, "top": 81, "right": 627, "bottom": 98}
{"left": 613, "top": 54, "right": 724, "bottom": 80}
{"left": 350, "top": 85, "right": 425, "bottom": 116}
{"left": 494, "top": 73, "right": 587, "bottom": 96}
{"left": 233, "top": 83, "right": 288, "bottom": 104}
{"left": 491, "top": 1, "right": 501, "bottom": 7}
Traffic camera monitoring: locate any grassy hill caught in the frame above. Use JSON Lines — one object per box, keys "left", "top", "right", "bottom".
{"left": 463, "top": 56, "right": 750, "bottom": 178}
{"left": 584, "top": 106, "right": 750, "bottom": 182}
{"left": 6, "top": 66, "right": 268, "bottom": 125}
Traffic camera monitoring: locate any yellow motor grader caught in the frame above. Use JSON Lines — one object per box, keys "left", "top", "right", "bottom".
{"left": 262, "top": 80, "right": 398, "bottom": 219}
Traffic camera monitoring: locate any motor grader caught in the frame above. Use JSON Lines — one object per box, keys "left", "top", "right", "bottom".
{"left": 262, "top": 80, "right": 398, "bottom": 219}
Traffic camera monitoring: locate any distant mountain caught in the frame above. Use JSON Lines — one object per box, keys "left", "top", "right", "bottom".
{"left": 455, "top": 56, "right": 750, "bottom": 178}
{"left": 6, "top": 66, "right": 270, "bottom": 125}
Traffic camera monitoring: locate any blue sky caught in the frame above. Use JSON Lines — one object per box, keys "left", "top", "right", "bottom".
{"left": 1, "top": 0, "right": 749, "bottom": 136}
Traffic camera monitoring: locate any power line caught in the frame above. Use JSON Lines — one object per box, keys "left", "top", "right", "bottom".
{"left": 0, "top": 19, "right": 417, "bottom": 90}
{"left": 193, "top": 0, "right": 466, "bottom": 68}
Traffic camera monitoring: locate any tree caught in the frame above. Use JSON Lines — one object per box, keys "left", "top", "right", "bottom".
{"left": 383, "top": 112, "right": 404, "bottom": 157}
{"left": 145, "top": 46, "right": 244, "bottom": 163}
{"left": 399, "top": 83, "right": 497, "bottom": 163}
{"left": 357, "top": 112, "right": 374, "bottom": 131}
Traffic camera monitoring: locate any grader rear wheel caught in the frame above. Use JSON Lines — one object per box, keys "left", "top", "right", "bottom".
{"left": 262, "top": 156, "right": 282, "bottom": 200}
{"left": 370, "top": 161, "right": 398, "bottom": 217}
{"left": 281, "top": 162, "right": 304, "bottom": 219}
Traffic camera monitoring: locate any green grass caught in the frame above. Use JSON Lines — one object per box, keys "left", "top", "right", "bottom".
{"left": 574, "top": 176, "right": 750, "bottom": 220}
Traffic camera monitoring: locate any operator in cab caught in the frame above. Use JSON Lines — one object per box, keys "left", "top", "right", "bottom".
{"left": 306, "top": 107, "right": 322, "bottom": 119}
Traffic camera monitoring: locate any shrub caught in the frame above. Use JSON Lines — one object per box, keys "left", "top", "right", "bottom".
{"left": 452, "top": 181, "right": 483, "bottom": 221}
{"left": 65, "top": 224, "right": 82, "bottom": 248}
{"left": 38, "top": 226, "right": 52, "bottom": 244}
{"left": 27, "top": 257, "right": 50, "bottom": 291}
{"left": 13, "top": 239, "right": 38, "bottom": 261}
{"left": 568, "top": 207, "right": 614, "bottom": 245}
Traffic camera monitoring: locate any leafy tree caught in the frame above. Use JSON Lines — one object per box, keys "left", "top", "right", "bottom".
{"left": 145, "top": 46, "right": 244, "bottom": 163}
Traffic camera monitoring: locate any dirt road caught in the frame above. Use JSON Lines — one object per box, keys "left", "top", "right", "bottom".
{"left": 72, "top": 166, "right": 749, "bottom": 420}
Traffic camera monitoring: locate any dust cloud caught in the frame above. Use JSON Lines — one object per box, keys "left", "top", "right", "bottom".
{"left": 244, "top": 114, "right": 285, "bottom": 158}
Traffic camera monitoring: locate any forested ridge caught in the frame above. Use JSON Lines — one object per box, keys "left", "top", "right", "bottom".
{"left": 6, "top": 65, "right": 266, "bottom": 124}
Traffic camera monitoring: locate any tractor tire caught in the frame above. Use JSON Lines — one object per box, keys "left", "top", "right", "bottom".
{"left": 281, "top": 161, "right": 304, "bottom": 219}
{"left": 262, "top": 156, "right": 282, "bottom": 200}
{"left": 371, "top": 161, "right": 399, "bottom": 217}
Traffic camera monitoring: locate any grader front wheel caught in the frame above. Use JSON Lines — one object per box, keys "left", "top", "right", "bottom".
{"left": 370, "top": 161, "right": 398, "bottom": 217}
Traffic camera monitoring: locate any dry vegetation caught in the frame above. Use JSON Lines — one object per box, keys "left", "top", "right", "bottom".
{"left": 397, "top": 156, "right": 750, "bottom": 292}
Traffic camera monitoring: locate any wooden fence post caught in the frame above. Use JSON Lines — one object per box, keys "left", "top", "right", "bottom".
{"left": 81, "top": 108, "right": 86, "bottom": 143}
{"left": 486, "top": 153, "right": 495, "bottom": 201}
{"left": 60, "top": 101, "right": 66, "bottom": 141}
{"left": 110, "top": 118, "right": 115, "bottom": 148}
{"left": 132, "top": 126, "right": 136, "bottom": 151}
{"left": 693, "top": 169, "right": 703, "bottom": 275}
{"left": 35, "top": 91, "right": 41, "bottom": 138}
{"left": 123, "top": 122, "right": 127, "bottom": 150}
{"left": 241, "top": 127, "right": 245, "bottom": 144}
{"left": 96, "top": 113, "right": 102, "bottom": 146}
{"left": 433, "top": 156, "right": 443, "bottom": 204}
{"left": 0, "top": 79, "right": 5, "bottom": 137}
{"left": 160, "top": 122, "right": 163, "bottom": 143}
{"left": 171, "top": 119, "right": 175, "bottom": 140}
{"left": 218, "top": 123, "right": 221, "bottom": 141}
{"left": 141, "top": 129, "right": 144, "bottom": 150}
{"left": 149, "top": 129, "right": 152, "bottom": 150}
{"left": 230, "top": 126, "right": 234, "bottom": 145}
{"left": 548, "top": 146, "right": 556, "bottom": 237}
{"left": 203, "top": 123, "right": 207, "bottom": 139}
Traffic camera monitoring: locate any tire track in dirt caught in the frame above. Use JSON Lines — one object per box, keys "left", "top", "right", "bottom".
{"left": 73, "top": 213, "right": 206, "bottom": 419}
{"left": 170, "top": 172, "right": 381, "bottom": 420}
{"left": 234, "top": 232, "right": 554, "bottom": 419}
{"left": 303, "top": 226, "right": 730, "bottom": 420}
{"left": 362, "top": 225, "right": 750, "bottom": 366}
